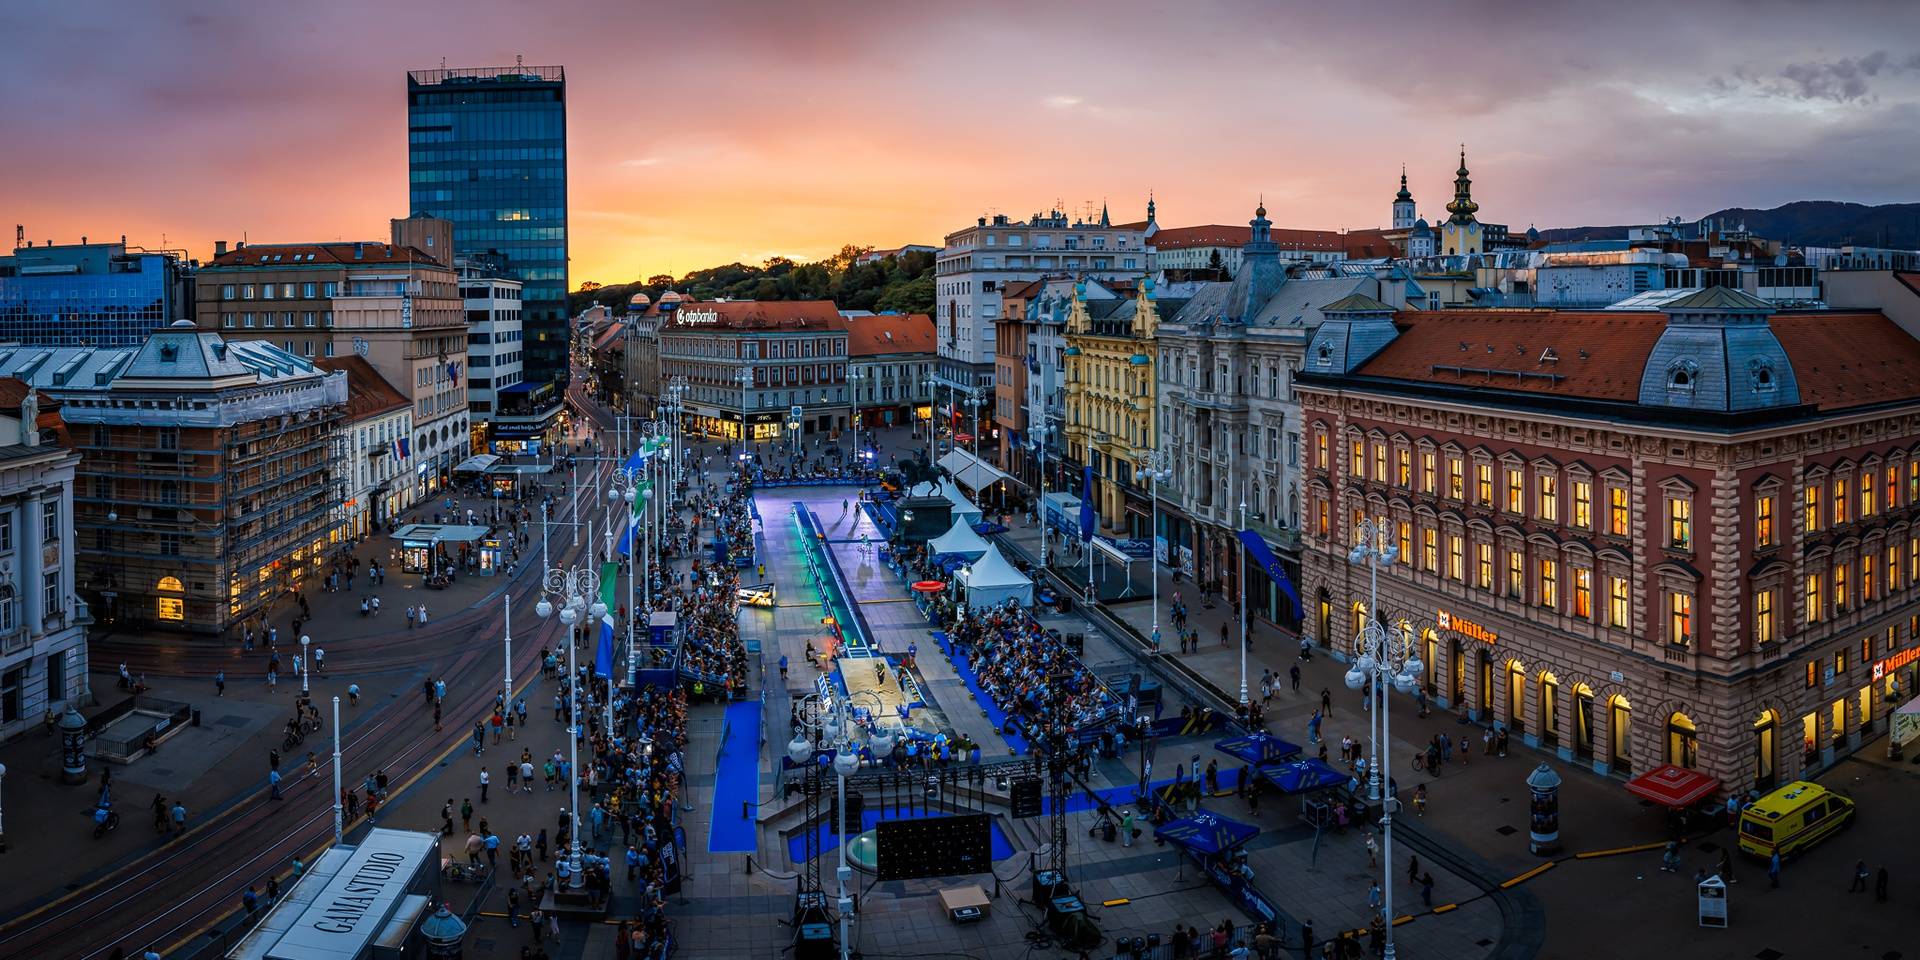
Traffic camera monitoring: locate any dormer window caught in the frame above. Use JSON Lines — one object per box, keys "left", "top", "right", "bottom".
{"left": 1666, "top": 359, "right": 1698, "bottom": 392}
{"left": 1315, "top": 344, "right": 1332, "bottom": 368}
{"left": 1750, "top": 358, "right": 1776, "bottom": 392}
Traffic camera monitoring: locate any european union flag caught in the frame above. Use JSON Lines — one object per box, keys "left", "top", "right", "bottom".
{"left": 1237, "top": 528, "right": 1301, "bottom": 618}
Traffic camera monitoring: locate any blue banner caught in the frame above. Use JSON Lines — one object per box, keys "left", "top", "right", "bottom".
{"left": 595, "top": 614, "right": 615, "bottom": 678}
{"left": 1236, "top": 528, "right": 1301, "bottom": 617}
{"left": 1079, "top": 466, "right": 1095, "bottom": 542}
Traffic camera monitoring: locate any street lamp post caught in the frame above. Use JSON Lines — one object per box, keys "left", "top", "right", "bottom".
{"left": 0, "top": 761, "right": 8, "bottom": 852}
{"left": 535, "top": 527, "right": 603, "bottom": 892}
{"left": 920, "top": 376, "right": 936, "bottom": 467}
{"left": 1032, "top": 425, "right": 1052, "bottom": 570}
{"left": 1237, "top": 500, "right": 1248, "bottom": 707}
{"left": 300, "top": 634, "right": 311, "bottom": 695}
{"left": 330, "top": 696, "right": 343, "bottom": 843}
{"left": 609, "top": 464, "right": 647, "bottom": 689}
{"left": 788, "top": 690, "right": 894, "bottom": 960}
{"left": 1136, "top": 451, "right": 1171, "bottom": 652}
{"left": 1344, "top": 519, "right": 1422, "bottom": 960}
{"left": 503, "top": 594, "right": 513, "bottom": 715}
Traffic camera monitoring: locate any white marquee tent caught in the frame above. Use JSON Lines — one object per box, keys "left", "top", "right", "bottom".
{"left": 928, "top": 519, "right": 991, "bottom": 559}
{"left": 956, "top": 544, "right": 1033, "bottom": 610}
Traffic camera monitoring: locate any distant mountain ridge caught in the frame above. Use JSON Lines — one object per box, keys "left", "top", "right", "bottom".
{"left": 1537, "top": 200, "right": 1920, "bottom": 248}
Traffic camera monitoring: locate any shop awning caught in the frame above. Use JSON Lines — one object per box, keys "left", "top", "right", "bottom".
{"left": 1213, "top": 732, "right": 1302, "bottom": 767}
{"left": 1625, "top": 764, "right": 1721, "bottom": 808}
{"left": 453, "top": 454, "right": 500, "bottom": 473}
{"left": 937, "top": 448, "right": 1011, "bottom": 491}
{"left": 1154, "top": 809, "right": 1258, "bottom": 856}
{"left": 389, "top": 523, "right": 490, "bottom": 544}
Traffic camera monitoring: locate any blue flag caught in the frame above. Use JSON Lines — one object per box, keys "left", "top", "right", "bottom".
{"left": 595, "top": 612, "right": 616, "bottom": 678}
{"left": 1237, "top": 528, "right": 1302, "bottom": 618}
{"left": 1079, "top": 466, "right": 1095, "bottom": 542}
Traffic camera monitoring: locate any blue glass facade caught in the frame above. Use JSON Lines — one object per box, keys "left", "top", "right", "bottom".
{"left": 0, "top": 248, "right": 187, "bottom": 347}
{"left": 407, "top": 66, "right": 569, "bottom": 387}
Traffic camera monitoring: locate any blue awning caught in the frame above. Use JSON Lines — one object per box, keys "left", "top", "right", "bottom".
{"left": 1213, "top": 732, "right": 1303, "bottom": 767}
{"left": 1154, "top": 808, "right": 1258, "bottom": 856}
{"left": 1259, "top": 758, "right": 1349, "bottom": 795}
{"left": 498, "top": 382, "right": 535, "bottom": 394}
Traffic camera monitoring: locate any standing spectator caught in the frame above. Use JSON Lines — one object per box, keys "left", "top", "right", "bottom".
{"left": 479, "top": 768, "right": 491, "bottom": 803}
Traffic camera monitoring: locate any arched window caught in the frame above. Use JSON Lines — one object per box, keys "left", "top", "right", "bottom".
{"left": 1506, "top": 660, "right": 1527, "bottom": 733}
{"left": 1753, "top": 710, "right": 1777, "bottom": 790}
{"left": 0, "top": 585, "right": 15, "bottom": 634}
{"left": 1610, "top": 694, "right": 1634, "bottom": 773}
{"left": 1573, "top": 684, "right": 1595, "bottom": 758}
{"left": 1539, "top": 672, "right": 1560, "bottom": 746}
{"left": 1667, "top": 711, "right": 1699, "bottom": 769}
{"left": 156, "top": 575, "right": 185, "bottom": 623}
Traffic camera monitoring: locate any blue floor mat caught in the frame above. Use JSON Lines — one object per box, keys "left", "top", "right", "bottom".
{"left": 707, "top": 701, "right": 762, "bottom": 853}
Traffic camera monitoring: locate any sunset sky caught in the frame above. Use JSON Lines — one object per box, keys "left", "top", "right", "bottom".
{"left": 5, "top": 0, "right": 1918, "bottom": 287}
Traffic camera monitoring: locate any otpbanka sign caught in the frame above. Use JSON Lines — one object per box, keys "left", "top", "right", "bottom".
{"left": 1438, "top": 608, "right": 1498, "bottom": 645}
{"left": 677, "top": 309, "right": 721, "bottom": 325}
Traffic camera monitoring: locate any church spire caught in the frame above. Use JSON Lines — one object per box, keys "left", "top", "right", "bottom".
{"left": 1395, "top": 165, "right": 1412, "bottom": 203}
{"left": 1445, "top": 145, "right": 1479, "bottom": 225}
{"left": 1146, "top": 191, "right": 1156, "bottom": 224}
{"left": 1100, "top": 200, "right": 1110, "bottom": 227}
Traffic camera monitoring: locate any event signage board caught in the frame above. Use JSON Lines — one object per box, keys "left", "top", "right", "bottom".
{"left": 268, "top": 829, "right": 436, "bottom": 960}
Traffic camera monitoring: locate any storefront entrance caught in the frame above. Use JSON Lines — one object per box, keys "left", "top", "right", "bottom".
{"left": 1754, "top": 710, "right": 1777, "bottom": 791}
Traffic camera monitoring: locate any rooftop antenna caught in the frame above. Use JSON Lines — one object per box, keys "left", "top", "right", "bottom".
{"left": 516, "top": 54, "right": 524, "bottom": 68}
{"left": 440, "top": 57, "right": 447, "bottom": 69}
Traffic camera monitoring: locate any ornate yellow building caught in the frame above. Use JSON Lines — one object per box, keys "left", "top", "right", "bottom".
{"left": 1063, "top": 277, "right": 1188, "bottom": 536}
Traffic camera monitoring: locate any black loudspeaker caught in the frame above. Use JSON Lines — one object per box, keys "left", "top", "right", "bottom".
{"left": 1046, "top": 894, "right": 1085, "bottom": 934}
{"left": 1009, "top": 777, "right": 1043, "bottom": 819}
{"left": 829, "top": 790, "right": 864, "bottom": 835}
{"left": 793, "top": 922, "right": 835, "bottom": 960}
{"left": 874, "top": 814, "right": 993, "bottom": 880}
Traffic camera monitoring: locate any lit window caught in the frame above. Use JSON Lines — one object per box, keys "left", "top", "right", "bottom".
{"left": 1863, "top": 475, "right": 1877, "bottom": 518}
{"left": 1834, "top": 476, "right": 1850, "bottom": 525}
{"left": 1422, "top": 528, "right": 1437, "bottom": 572}
{"left": 1806, "top": 572, "right": 1823, "bottom": 623}
{"left": 1755, "top": 588, "right": 1776, "bottom": 644}
{"left": 1669, "top": 591, "right": 1694, "bottom": 647}
{"left": 1572, "top": 480, "right": 1592, "bottom": 529}
{"left": 1476, "top": 544, "right": 1493, "bottom": 589}
{"left": 1447, "top": 535, "right": 1464, "bottom": 581}
{"left": 1806, "top": 482, "right": 1822, "bottom": 533}
{"left": 1756, "top": 495, "right": 1776, "bottom": 548}
{"left": 1507, "top": 550, "right": 1524, "bottom": 600}
{"left": 1397, "top": 521, "right": 1411, "bottom": 564}
{"left": 1539, "top": 475, "right": 1558, "bottom": 523}
{"left": 1421, "top": 452, "right": 1437, "bottom": 494}
{"left": 1505, "top": 468, "right": 1524, "bottom": 513}
{"left": 1887, "top": 544, "right": 1900, "bottom": 594}
{"left": 1396, "top": 449, "right": 1411, "bottom": 488}
{"left": 1315, "top": 433, "right": 1328, "bottom": 470}
{"left": 1573, "top": 568, "right": 1592, "bottom": 619}
{"left": 1609, "top": 576, "right": 1630, "bottom": 627}
{"left": 1373, "top": 443, "right": 1388, "bottom": 483}
{"left": 1448, "top": 457, "right": 1464, "bottom": 500}
{"left": 1350, "top": 437, "right": 1364, "bottom": 474}
{"left": 1539, "top": 558, "right": 1559, "bottom": 609}
{"left": 1476, "top": 464, "right": 1493, "bottom": 506}
{"left": 1609, "top": 487, "right": 1629, "bottom": 536}
{"left": 1864, "top": 554, "right": 1878, "bottom": 602}
{"left": 1667, "top": 495, "right": 1693, "bottom": 549}
{"left": 1834, "top": 561, "right": 1850, "bottom": 610}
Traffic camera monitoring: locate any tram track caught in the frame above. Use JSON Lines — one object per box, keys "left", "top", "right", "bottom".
{"left": 2, "top": 452, "right": 620, "bottom": 959}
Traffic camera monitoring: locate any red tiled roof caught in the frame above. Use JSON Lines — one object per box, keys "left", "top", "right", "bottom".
{"left": 1150, "top": 225, "right": 1347, "bottom": 251}
{"left": 314, "top": 356, "right": 409, "bottom": 421}
{"left": 660, "top": 300, "right": 848, "bottom": 332}
{"left": 1357, "top": 310, "right": 1663, "bottom": 402}
{"left": 999, "top": 279, "right": 1045, "bottom": 300}
{"left": 1343, "top": 229, "right": 1400, "bottom": 259}
{"left": 1896, "top": 272, "right": 1920, "bottom": 298}
{"left": 846, "top": 314, "right": 935, "bottom": 357}
{"left": 205, "top": 243, "right": 443, "bottom": 268}
{"left": 1351, "top": 308, "right": 1920, "bottom": 413}
{"left": 1772, "top": 311, "right": 1920, "bottom": 411}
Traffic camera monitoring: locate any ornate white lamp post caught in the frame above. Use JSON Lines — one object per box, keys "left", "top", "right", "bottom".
{"left": 535, "top": 542, "right": 603, "bottom": 892}
{"left": 1344, "top": 519, "right": 1423, "bottom": 960}
{"left": 1136, "top": 450, "right": 1172, "bottom": 651}
{"left": 787, "top": 690, "right": 894, "bottom": 960}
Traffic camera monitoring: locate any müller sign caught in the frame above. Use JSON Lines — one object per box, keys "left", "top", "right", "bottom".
{"left": 1437, "top": 609, "right": 1498, "bottom": 645}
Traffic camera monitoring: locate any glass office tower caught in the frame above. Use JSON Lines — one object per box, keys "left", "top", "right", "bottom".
{"left": 406, "top": 65, "right": 569, "bottom": 388}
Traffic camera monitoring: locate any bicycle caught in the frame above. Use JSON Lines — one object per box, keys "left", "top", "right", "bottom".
{"left": 1410, "top": 752, "right": 1427, "bottom": 773}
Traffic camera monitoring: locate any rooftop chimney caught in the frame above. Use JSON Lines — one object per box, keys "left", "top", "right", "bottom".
{"left": 215, "top": 240, "right": 228, "bottom": 257}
